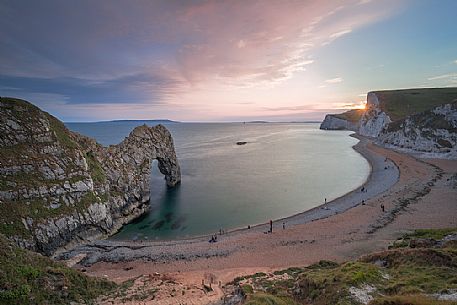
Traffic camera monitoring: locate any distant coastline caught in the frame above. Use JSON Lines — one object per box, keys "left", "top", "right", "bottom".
{"left": 65, "top": 119, "right": 181, "bottom": 124}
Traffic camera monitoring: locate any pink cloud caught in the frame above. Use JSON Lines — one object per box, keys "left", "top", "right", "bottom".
{"left": 165, "top": 0, "right": 405, "bottom": 88}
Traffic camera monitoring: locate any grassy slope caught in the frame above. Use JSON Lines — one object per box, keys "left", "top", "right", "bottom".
{"left": 235, "top": 228, "right": 457, "bottom": 305}
{"left": 0, "top": 234, "right": 116, "bottom": 305}
{"left": 333, "top": 109, "right": 365, "bottom": 123}
{"left": 373, "top": 88, "right": 457, "bottom": 121}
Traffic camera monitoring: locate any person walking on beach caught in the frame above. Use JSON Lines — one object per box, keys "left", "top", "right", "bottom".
{"left": 269, "top": 219, "right": 273, "bottom": 233}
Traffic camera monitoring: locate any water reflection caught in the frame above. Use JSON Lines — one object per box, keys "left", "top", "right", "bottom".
{"left": 104, "top": 123, "right": 370, "bottom": 241}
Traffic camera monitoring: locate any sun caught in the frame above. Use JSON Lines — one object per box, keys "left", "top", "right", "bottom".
{"left": 354, "top": 101, "right": 367, "bottom": 110}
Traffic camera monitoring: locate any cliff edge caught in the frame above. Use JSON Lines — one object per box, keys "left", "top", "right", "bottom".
{"left": 0, "top": 97, "right": 181, "bottom": 255}
{"left": 320, "top": 109, "right": 364, "bottom": 131}
{"left": 320, "top": 88, "right": 457, "bottom": 158}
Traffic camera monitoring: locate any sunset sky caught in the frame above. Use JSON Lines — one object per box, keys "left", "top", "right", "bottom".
{"left": 1, "top": 0, "right": 456, "bottom": 122}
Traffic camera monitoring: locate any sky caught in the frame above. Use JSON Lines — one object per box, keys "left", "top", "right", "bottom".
{"left": 1, "top": 0, "right": 456, "bottom": 122}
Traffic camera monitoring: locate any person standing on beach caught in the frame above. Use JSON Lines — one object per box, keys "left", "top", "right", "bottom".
{"left": 269, "top": 220, "right": 273, "bottom": 233}
{"left": 381, "top": 204, "right": 385, "bottom": 212}
{"left": 283, "top": 222, "right": 285, "bottom": 230}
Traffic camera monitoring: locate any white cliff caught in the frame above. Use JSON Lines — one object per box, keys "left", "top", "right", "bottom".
{"left": 321, "top": 88, "right": 457, "bottom": 159}
{"left": 0, "top": 98, "right": 181, "bottom": 255}
{"left": 378, "top": 103, "right": 457, "bottom": 158}
{"left": 358, "top": 92, "right": 392, "bottom": 137}
{"left": 320, "top": 114, "right": 359, "bottom": 131}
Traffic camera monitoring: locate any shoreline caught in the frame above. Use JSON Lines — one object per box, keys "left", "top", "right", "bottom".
{"left": 67, "top": 133, "right": 457, "bottom": 305}
{"left": 110, "top": 130, "right": 376, "bottom": 243}
{"left": 57, "top": 134, "right": 398, "bottom": 264}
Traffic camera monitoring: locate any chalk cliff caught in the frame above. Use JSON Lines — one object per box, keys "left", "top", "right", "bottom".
{"left": 0, "top": 97, "right": 181, "bottom": 255}
{"left": 320, "top": 115, "right": 355, "bottom": 131}
{"left": 320, "top": 109, "right": 364, "bottom": 131}
{"left": 378, "top": 102, "right": 457, "bottom": 158}
{"left": 358, "top": 92, "right": 392, "bottom": 137}
{"left": 320, "top": 88, "right": 457, "bottom": 158}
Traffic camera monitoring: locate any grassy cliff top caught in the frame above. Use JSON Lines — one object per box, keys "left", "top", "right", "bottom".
{"left": 372, "top": 88, "right": 457, "bottom": 121}
{"left": 332, "top": 109, "right": 365, "bottom": 123}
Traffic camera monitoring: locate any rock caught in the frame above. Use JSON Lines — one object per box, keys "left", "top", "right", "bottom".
{"left": 320, "top": 109, "right": 363, "bottom": 131}
{"left": 0, "top": 97, "right": 181, "bottom": 255}
{"left": 320, "top": 114, "right": 358, "bottom": 131}
{"left": 320, "top": 89, "right": 457, "bottom": 159}
{"left": 378, "top": 102, "right": 457, "bottom": 158}
{"left": 359, "top": 92, "right": 392, "bottom": 137}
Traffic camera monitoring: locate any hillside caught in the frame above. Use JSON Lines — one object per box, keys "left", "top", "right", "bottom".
{"left": 227, "top": 228, "right": 457, "bottom": 305}
{"left": 320, "top": 109, "right": 364, "bottom": 131}
{"left": 333, "top": 109, "right": 365, "bottom": 123}
{"left": 372, "top": 88, "right": 457, "bottom": 121}
{"left": 0, "top": 97, "right": 181, "bottom": 255}
{"left": 319, "top": 88, "right": 457, "bottom": 157}
{"left": 0, "top": 233, "right": 115, "bottom": 305}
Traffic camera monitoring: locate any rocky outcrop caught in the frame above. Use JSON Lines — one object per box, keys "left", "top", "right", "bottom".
{"left": 378, "top": 102, "right": 457, "bottom": 158}
{"left": 0, "top": 97, "right": 180, "bottom": 255}
{"left": 320, "top": 114, "right": 358, "bottom": 131}
{"left": 321, "top": 88, "right": 457, "bottom": 159}
{"left": 320, "top": 109, "right": 363, "bottom": 131}
{"left": 358, "top": 92, "right": 392, "bottom": 137}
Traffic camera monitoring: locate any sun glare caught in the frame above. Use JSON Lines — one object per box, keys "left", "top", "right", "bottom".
{"left": 355, "top": 101, "right": 367, "bottom": 110}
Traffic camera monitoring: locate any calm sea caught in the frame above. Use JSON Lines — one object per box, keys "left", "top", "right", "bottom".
{"left": 66, "top": 122, "right": 369, "bottom": 240}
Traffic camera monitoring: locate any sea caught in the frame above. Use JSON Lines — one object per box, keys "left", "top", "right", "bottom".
{"left": 66, "top": 122, "right": 370, "bottom": 241}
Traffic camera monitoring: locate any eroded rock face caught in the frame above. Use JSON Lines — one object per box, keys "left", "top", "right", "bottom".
{"left": 0, "top": 98, "right": 180, "bottom": 255}
{"left": 320, "top": 114, "right": 358, "bottom": 131}
{"left": 359, "top": 92, "right": 392, "bottom": 137}
{"left": 377, "top": 103, "right": 457, "bottom": 158}
{"left": 320, "top": 89, "right": 457, "bottom": 159}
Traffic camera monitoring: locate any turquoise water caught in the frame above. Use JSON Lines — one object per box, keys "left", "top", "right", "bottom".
{"left": 66, "top": 122, "right": 370, "bottom": 240}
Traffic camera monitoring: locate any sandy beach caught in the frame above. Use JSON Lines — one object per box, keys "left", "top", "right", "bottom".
{"left": 61, "top": 135, "right": 457, "bottom": 305}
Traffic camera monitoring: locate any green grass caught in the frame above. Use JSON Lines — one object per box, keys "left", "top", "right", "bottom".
{"left": 390, "top": 228, "right": 457, "bottom": 249}
{"left": 373, "top": 88, "right": 457, "bottom": 121}
{"left": 405, "top": 228, "right": 457, "bottom": 240}
{"left": 242, "top": 284, "right": 254, "bottom": 294}
{"left": 236, "top": 228, "right": 457, "bottom": 305}
{"left": 0, "top": 234, "right": 116, "bottom": 305}
{"left": 333, "top": 109, "right": 365, "bottom": 123}
{"left": 244, "top": 293, "right": 298, "bottom": 305}
{"left": 85, "top": 151, "right": 106, "bottom": 185}
{"left": 1, "top": 97, "right": 78, "bottom": 149}
{"left": 369, "top": 295, "right": 457, "bottom": 305}
{"left": 47, "top": 115, "right": 78, "bottom": 149}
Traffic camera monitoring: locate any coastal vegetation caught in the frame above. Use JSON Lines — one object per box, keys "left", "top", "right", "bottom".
{"left": 333, "top": 109, "right": 365, "bottom": 123}
{"left": 328, "top": 88, "right": 457, "bottom": 127}
{"left": 373, "top": 88, "right": 457, "bottom": 121}
{"left": 233, "top": 228, "right": 457, "bottom": 305}
{"left": 0, "top": 234, "right": 115, "bottom": 305}
{"left": 0, "top": 97, "right": 181, "bottom": 254}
